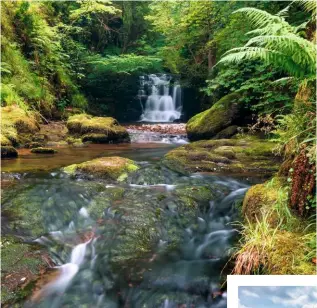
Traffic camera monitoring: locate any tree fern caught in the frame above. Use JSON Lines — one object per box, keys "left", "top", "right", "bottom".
{"left": 218, "top": 5, "right": 316, "bottom": 79}
{"left": 232, "top": 7, "right": 294, "bottom": 34}
{"left": 295, "top": 0, "right": 317, "bottom": 17}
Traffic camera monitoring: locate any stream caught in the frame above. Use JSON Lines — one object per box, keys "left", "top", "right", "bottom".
{"left": 1, "top": 131, "right": 255, "bottom": 308}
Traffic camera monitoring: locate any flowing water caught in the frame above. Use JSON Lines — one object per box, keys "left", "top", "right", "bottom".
{"left": 1, "top": 130, "right": 257, "bottom": 308}
{"left": 139, "top": 74, "right": 182, "bottom": 122}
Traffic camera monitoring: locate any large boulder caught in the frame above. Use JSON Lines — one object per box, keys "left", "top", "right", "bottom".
{"left": 63, "top": 156, "right": 139, "bottom": 181}
{"left": 67, "top": 114, "right": 130, "bottom": 143}
{"left": 186, "top": 93, "right": 241, "bottom": 141}
{"left": 162, "top": 138, "right": 281, "bottom": 175}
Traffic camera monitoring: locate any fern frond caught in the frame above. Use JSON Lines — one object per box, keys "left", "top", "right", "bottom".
{"left": 245, "top": 35, "right": 316, "bottom": 73}
{"left": 277, "top": 5, "right": 291, "bottom": 18}
{"left": 218, "top": 46, "right": 310, "bottom": 78}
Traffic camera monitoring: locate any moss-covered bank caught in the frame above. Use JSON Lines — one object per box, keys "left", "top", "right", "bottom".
{"left": 1, "top": 106, "right": 40, "bottom": 147}
{"left": 234, "top": 177, "right": 316, "bottom": 275}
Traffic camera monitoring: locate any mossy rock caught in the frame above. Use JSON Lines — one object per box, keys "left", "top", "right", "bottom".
{"left": 1, "top": 146, "right": 18, "bottom": 158}
{"left": 242, "top": 183, "right": 279, "bottom": 222}
{"left": 186, "top": 93, "right": 241, "bottom": 141}
{"left": 162, "top": 138, "right": 280, "bottom": 175}
{"left": 67, "top": 114, "right": 130, "bottom": 143}
{"left": 94, "top": 186, "right": 205, "bottom": 277}
{"left": 30, "top": 147, "right": 57, "bottom": 154}
{"left": 46, "top": 141, "right": 68, "bottom": 147}
{"left": 61, "top": 107, "right": 83, "bottom": 120}
{"left": 63, "top": 156, "right": 139, "bottom": 181}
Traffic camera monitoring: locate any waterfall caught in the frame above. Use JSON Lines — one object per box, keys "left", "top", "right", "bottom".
{"left": 39, "top": 239, "right": 90, "bottom": 298}
{"left": 139, "top": 74, "right": 182, "bottom": 122}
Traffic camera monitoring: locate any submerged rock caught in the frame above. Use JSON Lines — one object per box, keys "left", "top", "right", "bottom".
{"left": 1, "top": 146, "right": 18, "bottom": 158}
{"left": 67, "top": 114, "right": 130, "bottom": 143}
{"left": 163, "top": 138, "right": 281, "bottom": 175}
{"left": 30, "top": 147, "right": 57, "bottom": 154}
{"left": 63, "top": 156, "right": 139, "bottom": 181}
{"left": 186, "top": 93, "right": 242, "bottom": 141}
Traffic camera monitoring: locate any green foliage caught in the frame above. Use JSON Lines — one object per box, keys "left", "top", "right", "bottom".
{"left": 204, "top": 61, "right": 296, "bottom": 114}
{"left": 86, "top": 54, "right": 162, "bottom": 74}
{"left": 273, "top": 103, "right": 316, "bottom": 154}
{"left": 1, "top": 1, "right": 87, "bottom": 113}
{"left": 145, "top": 1, "right": 238, "bottom": 81}
{"left": 70, "top": 0, "right": 120, "bottom": 21}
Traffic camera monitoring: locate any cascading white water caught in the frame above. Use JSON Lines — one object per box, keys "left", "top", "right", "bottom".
{"left": 139, "top": 74, "right": 182, "bottom": 122}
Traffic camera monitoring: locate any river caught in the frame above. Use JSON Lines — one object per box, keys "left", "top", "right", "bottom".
{"left": 1, "top": 132, "right": 256, "bottom": 308}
